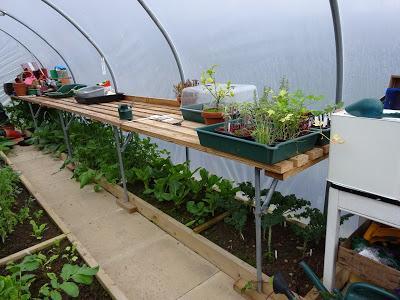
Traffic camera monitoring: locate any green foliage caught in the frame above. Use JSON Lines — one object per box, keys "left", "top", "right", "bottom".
{"left": 0, "top": 166, "right": 29, "bottom": 243}
{"left": 1, "top": 244, "right": 98, "bottom": 300}
{"left": 72, "top": 166, "right": 103, "bottom": 190}
{"left": 291, "top": 207, "right": 326, "bottom": 253}
{"left": 39, "top": 264, "right": 99, "bottom": 299}
{"left": 30, "top": 220, "right": 48, "bottom": 240}
{"left": 0, "top": 137, "right": 16, "bottom": 153}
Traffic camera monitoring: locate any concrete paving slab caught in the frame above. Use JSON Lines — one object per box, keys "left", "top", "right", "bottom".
{"left": 72, "top": 209, "right": 167, "bottom": 263}
{"left": 102, "top": 235, "right": 218, "bottom": 300}
{"left": 178, "top": 271, "right": 244, "bottom": 300}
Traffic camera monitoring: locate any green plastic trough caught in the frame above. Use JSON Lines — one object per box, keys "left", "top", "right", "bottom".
{"left": 196, "top": 122, "right": 320, "bottom": 164}
{"left": 180, "top": 104, "right": 205, "bottom": 123}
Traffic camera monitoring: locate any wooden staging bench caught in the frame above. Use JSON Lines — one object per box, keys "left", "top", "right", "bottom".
{"left": 14, "top": 95, "right": 328, "bottom": 295}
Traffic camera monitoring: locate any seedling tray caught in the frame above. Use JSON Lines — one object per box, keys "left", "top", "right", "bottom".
{"left": 196, "top": 122, "right": 320, "bottom": 164}
{"left": 180, "top": 104, "right": 205, "bottom": 123}
{"left": 75, "top": 93, "right": 125, "bottom": 104}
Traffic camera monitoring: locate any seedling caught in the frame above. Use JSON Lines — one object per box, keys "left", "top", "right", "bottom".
{"left": 30, "top": 220, "right": 48, "bottom": 240}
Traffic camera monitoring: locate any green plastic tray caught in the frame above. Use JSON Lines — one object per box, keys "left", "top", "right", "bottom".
{"left": 180, "top": 104, "right": 205, "bottom": 123}
{"left": 45, "top": 84, "right": 86, "bottom": 98}
{"left": 196, "top": 122, "right": 320, "bottom": 164}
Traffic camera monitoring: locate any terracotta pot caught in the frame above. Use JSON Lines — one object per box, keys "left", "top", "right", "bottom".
{"left": 13, "top": 83, "right": 27, "bottom": 96}
{"left": 201, "top": 110, "right": 224, "bottom": 125}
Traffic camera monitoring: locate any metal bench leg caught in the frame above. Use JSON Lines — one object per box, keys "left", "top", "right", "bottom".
{"left": 112, "top": 126, "right": 133, "bottom": 202}
{"left": 28, "top": 103, "right": 42, "bottom": 129}
{"left": 58, "top": 111, "right": 74, "bottom": 160}
{"left": 185, "top": 146, "right": 190, "bottom": 167}
{"left": 254, "top": 167, "right": 279, "bottom": 292}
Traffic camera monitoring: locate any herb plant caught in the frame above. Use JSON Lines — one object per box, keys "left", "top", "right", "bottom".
{"left": 30, "top": 220, "right": 48, "bottom": 240}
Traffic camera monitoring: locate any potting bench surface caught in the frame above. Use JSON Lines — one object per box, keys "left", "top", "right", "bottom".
{"left": 14, "top": 95, "right": 328, "bottom": 179}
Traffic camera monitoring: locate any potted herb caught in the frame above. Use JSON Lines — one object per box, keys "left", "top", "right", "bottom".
{"left": 200, "top": 65, "right": 235, "bottom": 125}
{"left": 173, "top": 79, "right": 199, "bottom": 104}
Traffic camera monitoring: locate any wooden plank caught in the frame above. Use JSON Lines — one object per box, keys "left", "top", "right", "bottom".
{"left": 305, "top": 148, "right": 323, "bottom": 160}
{"left": 124, "top": 95, "right": 180, "bottom": 107}
{"left": 0, "top": 234, "right": 67, "bottom": 266}
{"left": 193, "top": 211, "right": 230, "bottom": 234}
{"left": 321, "top": 144, "right": 329, "bottom": 154}
{"left": 233, "top": 279, "right": 285, "bottom": 300}
{"left": 265, "top": 155, "right": 329, "bottom": 180}
{"left": 270, "top": 160, "right": 294, "bottom": 174}
{"left": 289, "top": 154, "right": 309, "bottom": 167}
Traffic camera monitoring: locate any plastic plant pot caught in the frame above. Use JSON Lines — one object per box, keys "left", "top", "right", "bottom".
{"left": 196, "top": 121, "right": 320, "bottom": 164}
{"left": 13, "top": 83, "right": 27, "bottom": 96}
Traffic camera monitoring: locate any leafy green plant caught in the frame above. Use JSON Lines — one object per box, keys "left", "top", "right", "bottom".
{"left": 0, "top": 137, "right": 16, "bottom": 153}
{"left": 39, "top": 264, "right": 99, "bottom": 299}
{"left": 0, "top": 166, "right": 29, "bottom": 243}
{"left": 33, "top": 209, "right": 44, "bottom": 220}
{"left": 200, "top": 65, "right": 234, "bottom": 111}
{"left": 30, "top": 220, "right": 48, "bottom": 240}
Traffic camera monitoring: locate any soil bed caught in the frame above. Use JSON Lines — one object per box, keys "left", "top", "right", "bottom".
{"left": 202, "top": 220, "right": 325, "bottom": 296}
{"left": 0, "top": 239, "right": 112, "bottom": 299}
{"left": 0, "top": 173, "right": 62, "bottom": 259}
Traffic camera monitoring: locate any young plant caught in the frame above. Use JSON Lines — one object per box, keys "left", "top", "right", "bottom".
{"left": 200, "top": 65, "right": 234, "bottom": 111}
{"left": 39, "top": 264, "right": 99, "bottom": 299}
{"left": 30, "top": 220, "right": 48, "bottom": 240}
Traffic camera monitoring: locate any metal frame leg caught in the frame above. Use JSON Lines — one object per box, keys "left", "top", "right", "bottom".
{"left": 58, "top": 111, "right": 74, "bottom": 160}
{"left": 254, "top": 167, "right": 279, "bottom": 293}
{"left": 323, "top": 187, "right": 341, "bottom": 291}
{"left": 28, "top": 103, "right": 42, "bottom": 129}
{"left": 185, "top": 146, "right": 190, "bottom": 166}
{"left": 112, "top": 126, "right": 132, "bottom": 202}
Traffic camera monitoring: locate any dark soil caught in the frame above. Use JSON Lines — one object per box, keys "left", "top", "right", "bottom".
{"left": 127, "top": 182, "right": 225, "bottom": 227}
{"left": 0, "top": 240, "right": 111, "bottom": 299}
{"left": 202, "top": 220, "right": 325, "bottom": 296}
{"left": 0, "top": 180, "right": 62, "bottom": 259}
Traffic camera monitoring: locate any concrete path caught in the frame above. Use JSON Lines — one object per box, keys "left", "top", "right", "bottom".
{"left": 8, "top": 146, "right": 243, "bottom": 300}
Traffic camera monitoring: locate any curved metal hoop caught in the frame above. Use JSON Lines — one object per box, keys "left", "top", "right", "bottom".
{"left": 40, "top": 0, "right": 118, "bottom": 91}
{"left": 136, "top": 0, "right": 186, "bottom": 83}
{"left": 0, "top": 9, "right": 76, "bottom": 83}
{"left": 0, "top": 28, "right": 44, "bottom": 68}
{"left": 329, "top": 0, "right": 343, "bottom": 104}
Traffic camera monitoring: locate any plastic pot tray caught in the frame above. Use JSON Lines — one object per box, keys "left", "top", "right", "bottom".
{"left": 75, "top": 93, "right": 125, "bottom": 105}
{"left": 196, "top": 122, "right": 320, "bottom": 164}
{"left": 180, "top": 104, "right": 205, "bottom": 123}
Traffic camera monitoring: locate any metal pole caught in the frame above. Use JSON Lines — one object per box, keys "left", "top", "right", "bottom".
{"left": 113, "top": 126, "right": 129, "bottom": 202}
{"left": 40, "top": 0, "right": 118, "bottom": 91}
{"left": 0, "top": 10, "right": 76, "bottom": 83}
{"left": 28, "top": 103, "right": 38, "bottom": 128}
{"left": 58, "top": 111, "right": 73, "bottom": 160}
{"left": 185, "top": 146, "right": 189, "bottom": 166}
{"left": 0, "top": 28, "right": 44, "bottom": 68}
{"left": 329, "top": 0, "right": 343, "bottom": 103}
{"left": 254, "top": 167, "right": 263, "bottom": 292}
{"left": 254, "top": 171, "right": 279, "bottom": 293}
{"left": 136, "top": 0, "right": 185, "bottom": 83}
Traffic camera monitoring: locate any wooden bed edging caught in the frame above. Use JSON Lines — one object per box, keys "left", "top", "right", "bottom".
{"left": 0, "top": 151, "right": 129, "bottom": 300}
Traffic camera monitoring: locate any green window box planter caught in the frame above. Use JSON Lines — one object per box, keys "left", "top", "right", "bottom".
{"left": 180, "top": 104, "right": 205, "bottom": 123}
{"left": 196, "top": 122, "right": 320, "bottom": 164}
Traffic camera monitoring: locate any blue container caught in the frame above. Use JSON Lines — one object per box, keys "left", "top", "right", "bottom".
{"left": 384, "top": 88, "right": 400, "bottom": 110}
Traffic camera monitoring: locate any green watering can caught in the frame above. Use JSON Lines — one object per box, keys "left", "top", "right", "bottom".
{"left": 272, "top": 261, "right": 399, "bottom": 300}
{"left": 345, "top": 98, "right": 400, "bottom": 119}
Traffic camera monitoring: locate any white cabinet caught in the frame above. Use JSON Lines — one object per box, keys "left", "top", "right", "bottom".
{"left": 328, "top": 110, "right": 400, "bottom": 201}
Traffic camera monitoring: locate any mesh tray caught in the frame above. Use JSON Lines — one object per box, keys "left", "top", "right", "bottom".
{"left": 75, "top": 93, "right": 125, "bottom": 104}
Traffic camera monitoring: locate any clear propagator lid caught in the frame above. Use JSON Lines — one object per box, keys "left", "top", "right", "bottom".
{"left": 180, "top": 84, "right": 258, "bottom": 107}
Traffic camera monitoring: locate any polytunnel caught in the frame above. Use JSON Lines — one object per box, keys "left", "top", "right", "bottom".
{"left": 1, "top": 1, "right": 400, "bottom": 299}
